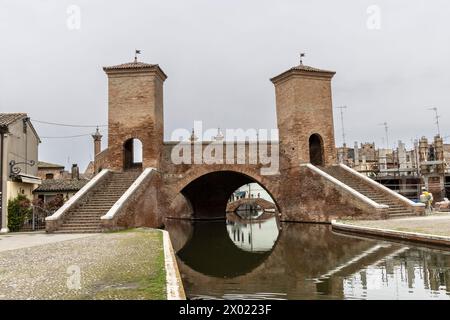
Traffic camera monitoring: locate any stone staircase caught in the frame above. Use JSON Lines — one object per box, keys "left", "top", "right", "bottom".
{"left": 321, "top": 166, "right": 414, "bottom": 218}
{"left": 54, "top": 171, "right": 141, "bottom": 233}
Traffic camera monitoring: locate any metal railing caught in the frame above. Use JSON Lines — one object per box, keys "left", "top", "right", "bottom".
{"left": 20, "top": 205, "right": 56, "bottom": 232}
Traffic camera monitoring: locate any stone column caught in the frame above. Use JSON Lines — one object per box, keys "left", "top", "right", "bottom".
{"left": 92, "top": 127, "right": 102, "bottom": 159}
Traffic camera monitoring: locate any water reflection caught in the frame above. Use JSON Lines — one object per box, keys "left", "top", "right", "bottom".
{"left": 171, "top": 213, "right": 278, "bottom": 278}
{"left": 166, "top": 216, "right": 450, "bottom": 300}
{"left": 227, "top": 210, "right": 279, "bottom": 252}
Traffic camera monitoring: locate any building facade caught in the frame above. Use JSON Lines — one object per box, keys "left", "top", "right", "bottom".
{"left": 0, "top": 113, "right": 41, "bottom": 233}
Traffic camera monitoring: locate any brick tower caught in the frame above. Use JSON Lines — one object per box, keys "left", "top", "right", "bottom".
{"left": 103, "top": 61, "right": 167, "bottom": 170}
{"left": 271, "top": 63, "right": 337, "bottom": 168}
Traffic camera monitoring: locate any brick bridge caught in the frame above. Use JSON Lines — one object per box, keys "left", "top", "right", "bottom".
{"left": 46, "top": 59, "right": 425, "bottom": 233}
{"left": 226, "top": 198, "right": 277, "bottom": 213}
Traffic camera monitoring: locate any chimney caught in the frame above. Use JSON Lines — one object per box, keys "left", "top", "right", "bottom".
{"left": 71, "top": 164, "right": 79, "bottom": 180}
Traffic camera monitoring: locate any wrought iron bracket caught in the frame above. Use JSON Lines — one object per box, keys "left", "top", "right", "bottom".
{"left": 9, "top": 159, "right": 35, "bottom": 178}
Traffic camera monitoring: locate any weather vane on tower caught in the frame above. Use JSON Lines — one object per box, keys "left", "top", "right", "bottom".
{"left": 300, "top": 52, "right": 305, "bottom": 65}
{"left": 134, "top": 49, "right": 141, "bottom": 62}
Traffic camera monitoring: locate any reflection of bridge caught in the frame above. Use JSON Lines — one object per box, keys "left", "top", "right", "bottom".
{"left": 226, "top": 198, "right": 277, "bottom": 213}
{"left": 46, "top": 59, "right": 424, "bottom": 233}
{"left": 166, "top": 220, "right": 437, "bottom": 299}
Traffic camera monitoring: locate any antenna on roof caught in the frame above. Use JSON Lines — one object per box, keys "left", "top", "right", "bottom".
{"left": 336, "top": 106, "right": 348, "bottom": 147}
{"left": 427, "top": 106, "right": 441, "bottom": 136}
{"left": 134, "top": 49, "right": 141, "bottom": 63}
{"left": 300, "top": 52, "right": 306, "bottom": 65}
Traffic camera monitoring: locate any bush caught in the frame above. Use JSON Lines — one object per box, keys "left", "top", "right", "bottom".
{"left": 46, "top": 194, "right": 65, "bottom": 211}
{"left": 8, "top": 194, "right": 32, "bottom": 232}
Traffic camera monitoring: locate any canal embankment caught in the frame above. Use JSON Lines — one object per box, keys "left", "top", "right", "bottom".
{"left": 332, "top": 213, "right": 450, "bottom": 248}
{"left": 0, "top": 228, "right": 185, "bottom": 299}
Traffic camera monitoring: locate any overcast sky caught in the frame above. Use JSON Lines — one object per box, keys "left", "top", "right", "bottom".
{"left": 1, "top": 0, "right": 449, "bottom": 171}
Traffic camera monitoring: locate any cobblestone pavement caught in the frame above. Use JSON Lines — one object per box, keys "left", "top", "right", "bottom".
{"left": 0, "top": 229, "right": 166, "bottom": 300}
{"left": 344, "top": 213, "right": 450, "bottom": 237}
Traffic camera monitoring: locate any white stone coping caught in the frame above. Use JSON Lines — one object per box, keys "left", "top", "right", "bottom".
{"left": 331, "top": 220, "right": 450, "bottom": 245}
{"left": 101, "top": 168, "right": 155, "bottom": 221}
{"left": 161, "top": 230, "right": 186, "bottom": 300}
{"left": 46, "top": 169, "right": 111, "bottom": 221}
{"left": 338, "top": 164, "right": 425, "bottom": 207}
{"left": 302, "top": 164, "right": 388, "bottom": 209}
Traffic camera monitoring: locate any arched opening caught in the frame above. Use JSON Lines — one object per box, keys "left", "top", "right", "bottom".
{"left": 309, "top": 134, "right": 324, "bottom": 166}
{"left": 123, "top": 138, "right": 143, "bottom": 170}
{"left": 172, "top": 170, "right": 281, "bottom": 279}
{"left": 180, "top": 171, "right": 280, "bottom": 220}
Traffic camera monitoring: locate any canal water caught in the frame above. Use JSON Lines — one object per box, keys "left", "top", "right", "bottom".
{"left": 166, "top": 213, "right": 450, "bottom": 300}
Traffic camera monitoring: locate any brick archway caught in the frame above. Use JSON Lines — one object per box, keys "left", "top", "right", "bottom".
{"left": 123, "top": 138, "right": 143, "bottom": 170}
{"left": 309, "top": 133, "right": 324, "bottom": 166}
{"left": 171, "top": 168, "right": 281, "bottom": 219}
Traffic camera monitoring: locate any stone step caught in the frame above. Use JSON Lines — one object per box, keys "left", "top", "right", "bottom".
{"left": 65, "top": 220, "right": 101, "bottom": 224}
{"left": 64, "top": 216, "right": 102, "bottom": 220}
{"left": 53, "top": 172, "right": 140, "bottom": 233}
{"left": 68, "top": 211, "right": 107, "bottom": 215}
{"left": 54, "top": 229, "right": 102, "bottom": 234}
{"left": 81, "top": 199, "right": 117, "bottom": 204}
{"left": 322, "top": 167, "right": 413, "bottom": 214}
{"left": 81, "top": 204, "right": 116, "bottom": 207}
{"left": 65, "top": 216, "right": 101, "bottom": 220}
{"left": 388, "top": 212, "right": 415, "bottom": 218}
{"left": 388, "top": 210, "right": 413, "bottom": 214}
{"left": 62, "top": 223, "right": 102, "bottom": 228}
{"left": 96, "top": 186, "right": 131, "bottom": 188}
{"left": 58, "top": 225, "right": 102, "bottom": 231}
{"left": 92, "top": 190, "right": 126, "bottom": 193}
{"left": 74, "top": 207, "right": 111, "bottom": 211}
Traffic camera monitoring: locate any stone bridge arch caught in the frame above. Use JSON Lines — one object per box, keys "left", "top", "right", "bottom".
{"left": 164, "top": 165, "right": 282, "bottom": 220}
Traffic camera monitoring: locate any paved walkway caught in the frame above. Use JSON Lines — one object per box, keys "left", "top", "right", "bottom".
{"left": 0, "top": 229, "right": 166, "bottom": 299}
{"left": 0, "top": 231, "right": 96, "bottom": 252}
{"left": 344, "top": 213, "right": 450, "bottom": 237}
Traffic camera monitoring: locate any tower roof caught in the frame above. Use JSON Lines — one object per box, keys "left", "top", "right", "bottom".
{"left": 270, "top": 64, "right": 335, "bottom": 84}
{"left": 103, "top": 61, "right": 167, "bottom": 80}
{"left": 103, "top": 61, "right": 157, "bottom": 70}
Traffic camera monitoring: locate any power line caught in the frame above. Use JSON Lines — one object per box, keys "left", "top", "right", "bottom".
{"left": 32, "top": 119, "right": 107, "bottom": 128}
{"left": 40, "top": 134, "right": 92, "bottom": 139}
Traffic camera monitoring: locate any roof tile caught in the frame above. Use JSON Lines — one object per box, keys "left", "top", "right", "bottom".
{"left": 34, "top": 179, "right": 89, "bottom": 192}
{"left": 0, "top": 113, "right": 27, "bottom": 127}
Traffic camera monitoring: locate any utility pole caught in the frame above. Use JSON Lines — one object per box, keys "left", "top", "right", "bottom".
{"left": 379, "top": 122, "right": 389, "bottom": 149}
{"left": 428, "top": 107, "right": 441, "bottom": 136}
{"left": 337, "top": 106, "right": 347, "bottom": 147}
